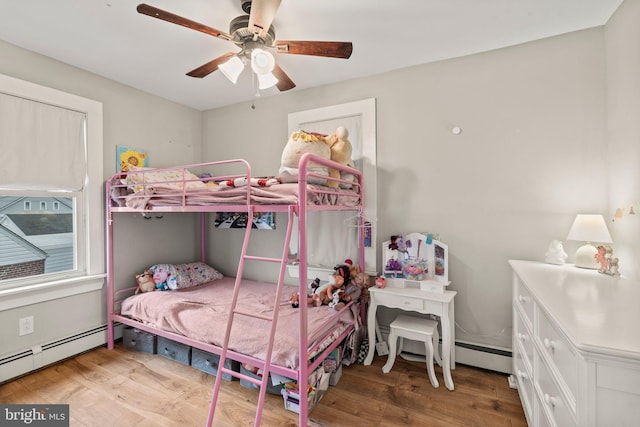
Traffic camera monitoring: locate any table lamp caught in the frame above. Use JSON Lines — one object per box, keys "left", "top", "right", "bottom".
{"left": 566, "top": 214, "right": 612, "bottom": 269}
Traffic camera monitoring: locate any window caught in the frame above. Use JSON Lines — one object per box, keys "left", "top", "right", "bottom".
{"left": 0, "top": 73, "right": 104, "bottom": 309}
{"left": 1, "top": 196, "right": 74, "bottom": 277}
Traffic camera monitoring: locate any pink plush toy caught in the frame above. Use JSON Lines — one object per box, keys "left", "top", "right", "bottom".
{"left": 153, "top": 268, "right": 170, "bottom": 291}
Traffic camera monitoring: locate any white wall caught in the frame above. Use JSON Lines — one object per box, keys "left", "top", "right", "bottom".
{"left": 203, "top": 27, "right": 609, "bottom": 351}
{"left": 605, "top": 0, "right": 640, "bottom": 280}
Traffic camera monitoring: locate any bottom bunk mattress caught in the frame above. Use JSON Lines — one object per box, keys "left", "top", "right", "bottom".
{"left": 119, "top": 277, "right": 354, "bottom": 370}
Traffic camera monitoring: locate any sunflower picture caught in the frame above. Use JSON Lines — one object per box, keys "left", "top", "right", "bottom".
{"left": 116, "top": 146, "right": 149, "bottom": 172}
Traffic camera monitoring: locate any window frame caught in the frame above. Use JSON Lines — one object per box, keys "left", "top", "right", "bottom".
{"left": 0, "top": 73, "right": 104, "bottom": 310}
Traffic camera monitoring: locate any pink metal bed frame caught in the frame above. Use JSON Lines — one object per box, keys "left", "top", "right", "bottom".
{"left": 105, "top": 153, "right": 365, "bottom": 426}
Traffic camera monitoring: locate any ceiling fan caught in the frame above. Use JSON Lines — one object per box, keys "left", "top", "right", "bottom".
{"left": 137, "top": 0, "right": 353, "bottom": 92}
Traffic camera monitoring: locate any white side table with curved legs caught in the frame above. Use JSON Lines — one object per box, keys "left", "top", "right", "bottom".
{"left": 363, "top": 285, "right": 457, "bottom": 391}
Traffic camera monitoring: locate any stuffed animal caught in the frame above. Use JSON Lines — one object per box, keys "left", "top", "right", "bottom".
{"left": 289, "top": 292, "right": 322, "bottom": 308}
{"left": 322, "top": 126, "right": 354, "bottom": 188}
{"left": 279, "top": 130, "right": 331, "bottom": 185}
{"left": 328, "top": 289, "right": 343, "bottom": 309}
{"left": 343, "top": 259, "right": 361, "bottom": 279}
{"left": 351, "top": 271, "right": 370, "bottom": 303}
{"left": 332, "top": 271, "right": 370, "bottom": 310}
{"left": 325, "top": 263, "right": 351, "bottom": 303}
{"left": 135, "top": 270, "right": 156, "bottom": 294}
{"left": 151, "top": 266, "right": 171, "bottom": 291}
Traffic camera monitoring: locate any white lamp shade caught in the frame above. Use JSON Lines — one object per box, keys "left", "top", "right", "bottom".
{"left": 219, "top": 55, "right": 244, "bottom": 84}
{"left": 566, "top": 214, "right": 612, "bottom": 243}
{"left": 566, "top": 214, "right": 612, "bottom": 269}
{"left": 251, "top": 49, "right": 275, "bottom": 75}
{"left": 257, "top": 72, "right": 279, "bottom": 90}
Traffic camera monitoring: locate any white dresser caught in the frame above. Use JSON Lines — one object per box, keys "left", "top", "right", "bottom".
{"left": 510, "top": 260, "right": 640, "bottom": 427}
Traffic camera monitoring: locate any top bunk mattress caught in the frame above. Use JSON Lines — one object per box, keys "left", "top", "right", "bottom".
{"left": 119, "top": 277, "right": 355, "bottom": 370}
{"left": 108, "top": 156, "right": 362, "bottom": 210}
{"left": 111, "top": 181, "right": 360, "bottom": 210}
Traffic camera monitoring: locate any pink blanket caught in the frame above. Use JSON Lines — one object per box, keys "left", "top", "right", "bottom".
{"left": 120, "top": 277, "right": 354, "bottom": 369}
{"left": 120, "top": 183, "right": 360, "bottom": 209}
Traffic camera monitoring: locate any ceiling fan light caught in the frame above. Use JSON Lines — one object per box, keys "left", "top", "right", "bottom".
{"left": 219, "top": 55, "right": 244, "bottom": 84}
{"left": 257, "top": 72, "right": 279, "bottom": 90}
{"left": 251, "top": 49, "right": 275, "bottom": 75}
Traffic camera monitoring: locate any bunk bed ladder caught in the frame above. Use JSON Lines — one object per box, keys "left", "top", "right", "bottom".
{"left": 207, "top": 205, "right": 296, "bottom": 427}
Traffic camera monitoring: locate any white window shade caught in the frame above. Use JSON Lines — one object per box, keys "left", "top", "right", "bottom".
{"left": 0, "top": 93, "right": 86, "bottom": 191}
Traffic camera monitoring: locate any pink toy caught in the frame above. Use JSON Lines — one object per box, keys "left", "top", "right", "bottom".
{"left": 375, "top": 276, "right": 386, "bottom": 288}
{"left": 153, "top": 268, "right": 170, "bottom": 290}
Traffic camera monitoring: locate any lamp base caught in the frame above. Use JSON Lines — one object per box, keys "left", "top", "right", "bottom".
{"left": 574, "top": 244, "right": 599, "bottom": 269}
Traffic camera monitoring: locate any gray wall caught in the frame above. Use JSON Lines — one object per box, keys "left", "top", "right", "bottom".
{"left": 203, "top": 28, "right": 609, "bottom": 351}
{"left": 0, "top": 39, "right": 202, "bottom": 358}
{"left": 606, "top": 0, "right": 640, "bottom": 280}
{"left": 2, "top": 0, "right": 638, "bottom": 367}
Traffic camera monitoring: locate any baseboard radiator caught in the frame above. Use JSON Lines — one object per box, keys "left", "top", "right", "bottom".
{"left": 0, "top": 325, "right": 111, "bottom": 383}
{"left": 378, "top": 326, "right": 513, "bottom": 374}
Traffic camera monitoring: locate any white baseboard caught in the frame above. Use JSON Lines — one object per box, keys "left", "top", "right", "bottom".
{"left": 378, "top": 326, "right": 513, "bottom": 374}
{"left": 0, "top": 325, "right": 112, "bottom": 383}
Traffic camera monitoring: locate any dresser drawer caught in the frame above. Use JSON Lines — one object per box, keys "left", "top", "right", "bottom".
{"left": 513, "top": 342, "right": 533, "bottom": 424}
{"left": 596, "top": 363, "right": 640, "bottom": 426}
{"left": 537, "top": 353, "right": 577, "bottom": 427}
{"left": 536, "top": 393, "right": 553, "bottom": 427}
{"left": 514, "top": 279, "right": 534, "bottom": 329}
{"left": 514, "top": 309, "right": 534, "bottom": 370}
{"left": 537, "top": 308, "right": 578, "bottom": 401}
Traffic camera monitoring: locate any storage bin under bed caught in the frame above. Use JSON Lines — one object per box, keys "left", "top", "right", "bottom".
{"left": 157, "top": 336, "right": 192, "bottom": 366}
{"left": 191, "top": 347, "right": 240, "bottom": 381}
{"left": 122, "top": 327, "right": 157, "bottom": 354}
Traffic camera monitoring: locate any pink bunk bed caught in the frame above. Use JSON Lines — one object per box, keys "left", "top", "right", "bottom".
{"left": 105, "top": 153, "right": 366, "bottom": 426}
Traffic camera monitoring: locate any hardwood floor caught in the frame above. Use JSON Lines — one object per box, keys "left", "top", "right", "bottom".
{"left": 0, "top": 343, "right": 527, "bottom": 426}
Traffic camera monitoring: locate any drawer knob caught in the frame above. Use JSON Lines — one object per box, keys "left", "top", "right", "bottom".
{"left": 544, "top": 393, "right": 558, "bottom": 408}
{"left": 543, "top": 338, "right": 556, "bottom": 352}
{"left": 518, "top": 332, "right": 528, "bottom": 341}
{"left": 517, "top": 369, "right": 528, "bottom": 380}
{"left": 518, "top": 295, "right": 528, "bottom": 304}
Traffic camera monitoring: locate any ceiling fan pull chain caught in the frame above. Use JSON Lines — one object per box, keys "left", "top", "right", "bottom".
{"left": 251, "top": 72, "right": 257, "bottom": 110}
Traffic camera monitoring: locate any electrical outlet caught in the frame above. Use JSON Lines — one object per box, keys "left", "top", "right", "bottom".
{"left": 19, "top": 316, "right": 34, "bottom": 336}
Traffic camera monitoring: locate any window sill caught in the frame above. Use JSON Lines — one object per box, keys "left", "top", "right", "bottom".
{"left": 0, "top": 274, "right": 105, "bottom": 311}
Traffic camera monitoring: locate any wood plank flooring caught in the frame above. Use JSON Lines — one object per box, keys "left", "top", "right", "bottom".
{"left": 0, "top": 343, "right": 527, "bottom": 426}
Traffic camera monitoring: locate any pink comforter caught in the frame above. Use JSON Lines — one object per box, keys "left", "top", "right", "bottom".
{"left": 120, "top": 277, "right": 354, "bottom": 369}
{"left": 121, "top": 183, "right": 360, "bottom": 209}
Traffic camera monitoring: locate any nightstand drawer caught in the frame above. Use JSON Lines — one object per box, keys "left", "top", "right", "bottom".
{"left": 537, "top": 354, "right": 577, "bottom": 427}
{"left": 380, "top": 293, "right": 424, "bottom": 311}
{"left": 537, "top": 308, "right": 578, "bottom": 401}
{"left": 514, "top": 279, "right": 534, "bottom": 329}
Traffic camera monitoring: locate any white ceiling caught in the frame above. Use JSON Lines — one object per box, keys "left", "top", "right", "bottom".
{"left": 0, "top": 0, "right": 623, "bottom": 111}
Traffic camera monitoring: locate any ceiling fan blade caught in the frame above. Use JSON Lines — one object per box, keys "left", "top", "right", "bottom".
{"left": 272, "top": 64, "right": 296, "bottom": 91}
{"left": 186, "top": 52, "right": 235, "bottom": 78}
{"left": 137, "top": 3, "right": 232, "bottom": 41}
{"left": 248, "top": 0, "right": 281, "bottom": 38}
{"left": 275, "top": 41, "right": 353, "bottom": 59}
